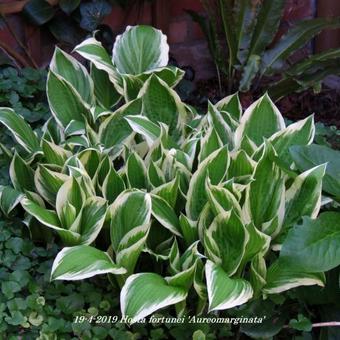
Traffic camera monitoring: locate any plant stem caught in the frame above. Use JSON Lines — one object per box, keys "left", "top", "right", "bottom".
{"left": 284, "top": 321, "right": 340, "bottom": 329}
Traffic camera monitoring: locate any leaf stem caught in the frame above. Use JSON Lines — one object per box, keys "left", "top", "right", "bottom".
{"left": 284, "top": 321, "right": 340, "bottom": 329}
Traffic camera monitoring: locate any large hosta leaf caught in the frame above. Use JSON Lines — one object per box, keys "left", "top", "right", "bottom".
{"left": 51, "top": 245, "right": 126, "bottom": 281}
{"left": 235, "top": 94, "right": 285, "bottom": 146}
{"left": 120, "top": 273, "right": 187, "bottom": 323}
{"left": 112, "top": 25, "right": 169, "bottom": 75}
{"left": 0, "top": 108, "right": 41, "bottom": 154}
{"left": 205, "top": 261, "right": 253, "bottom": 311}
{"left": 280, "top": 212, "right": 340, "bottom": 273}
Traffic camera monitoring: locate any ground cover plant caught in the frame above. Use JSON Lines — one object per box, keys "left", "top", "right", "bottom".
{"left": 0, "top": 25, "right": 340, "bottom": 338}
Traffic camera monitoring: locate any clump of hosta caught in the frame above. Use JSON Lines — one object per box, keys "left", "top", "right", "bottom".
{"left": 0, "top": 25, "right": 338, "bottom": 324}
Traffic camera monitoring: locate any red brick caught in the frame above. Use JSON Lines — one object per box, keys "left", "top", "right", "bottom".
{"left": 168, "top": 20, "right": 188, "bottom": 44}
{"left": 170, "top": 0, "right": 203, "bottom": 17}
{"left": 191, "top": 21, "right": 205, "bottom": 40}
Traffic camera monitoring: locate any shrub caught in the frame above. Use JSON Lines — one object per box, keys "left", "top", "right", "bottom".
{"left": 0, "top": 25, "right": 339, "bottom": 333}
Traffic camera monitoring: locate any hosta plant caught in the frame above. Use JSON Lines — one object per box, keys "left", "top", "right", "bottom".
{"left": 1, "top": 25, "right": 340, "bottom": 327}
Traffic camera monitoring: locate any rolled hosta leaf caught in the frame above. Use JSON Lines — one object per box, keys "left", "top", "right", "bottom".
{"left": 264, "top": 260, "right": 325, "bottom": 294}
{"left": 0, "top": 186, "right": 23, "bottom": 217}
{"left": 198, "top": 127, "right": 222, "bottom": 163}
{"left": 186, "top": 146, "right": 229, "bottom": 221}
{"left": 290, "top": 144, "right": 340, "bottom": 199}
{"left": 120, "top": 273, "right": 187, "bottom": 323}
{"left": 10, "top": 153, "right": 35, "bottom": 192}
{"left": 126, "top": 152, "right": 147, "bottom": 189}
{"left": 235, "top": 93, "right": 285, "bottom": 146}
{"left": 283, "top": 164, "right": 326, "bottom": 229}
{"left": 112, "top": 25, "right": 169, "bottom": 75}
{"left": 0, "top": 108, "right": 41, "bottom": 154}
{"left": 42, "top": 139, "right": 72, "bottom": 167}
{"left": 205, "top": 260, "right": 253, "bottom": 311}
{"left": 280, "top": 212, "right": 340, "bottom": 273}
{"left": 102, "top": 167, "right": 125, "bottom": 204}
{"left": 51, "top": 245, "right": 126, "bottom": 281}
{"left": 215, "top": 93, "right": 242, "bottom": 121}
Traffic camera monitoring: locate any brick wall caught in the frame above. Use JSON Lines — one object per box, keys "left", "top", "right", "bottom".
{"left": 0, "top": 0, "right": 314, "bottom": 80}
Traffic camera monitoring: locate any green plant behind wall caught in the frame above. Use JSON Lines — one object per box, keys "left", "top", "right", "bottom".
{"left": 0, "top": 25, "right": 340, "bottom": 338}
{"left": 188, "top": 0, "right": 340, "bottom": 100}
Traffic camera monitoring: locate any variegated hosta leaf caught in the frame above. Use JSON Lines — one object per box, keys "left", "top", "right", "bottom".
{"left": 186, "top": 146, "right": 229, "bottom": 221}
{"left": 0, "top": 186, "right": 23, "bottom": 217}
{"left": 228, "top": 150, "right": 255, "bottom": 178}
{"left": 0, "top": 107, "right": 41, "bottom": 154}
{"left": 112, "top": 25, "right": 169, "bottom": 75}
{"left": 110, "top": 190, "right": 152, "bottom": 274}
{"left": 205, "top": 211, "right": 248, "bottom": 276}
{"left": 126, "top": 152, "right": 147, "bottom": 189}
{"left": 78, "top": 148, "right": 101, "bottom": 179}
{"left": 42, "top": 139, "right": 72, "bottom": 167}
{"left": 283, "top": 164, "right": 326, "bottom": 230}
{"left": 235, "top": 93, "right": 285, "bottom": 147}
{"left": 215, "top": 93, "right": 242, "bottom": 121}
{"left": 198, "top": 127, "right": 222, "bottom": 163}
{"left": 10, "top": 153, "right": 35, "bottom": 192}
{"left": 102, "top": 167, "right": 126, "bottom": 204}
{"left": 51, "top": 245, "right": 126, "bottom": 281}
{"left": 264, "top": 260, "right": 325, "bottom": 294}
{"left": 120, "top": 273, "right": 187, "bottom": 323}
{"left": 205, "top": 261, "right": 253, "bottom": 311}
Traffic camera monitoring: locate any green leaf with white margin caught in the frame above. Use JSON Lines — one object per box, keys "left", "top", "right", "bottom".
{"left": 51, "top": 245, "right": 126, "bottom": 281}
{"left": 179, "top": 214, "right": 198, "bottom": 247}
{"left": 120, "top": 272, "right": 187, "bottom": 323}
{"left": 205, "top": 211, "right": 248, "bottom": 276}
{"left": 73, "top": 197, "right": 107, "bottom": 244}
{"left": 0, "top": 186, "right": 23, "bottom": 216}
{"left": 205, "top": 260, "right": 253, "bottom": 311}
{"left": 50, "top": 47, "right": 94, "bottom": 105}
{"left": 264, "top": 260, "right": 325, "bottom": 294}
{"left": 102, "top": 167, "right": 125, "bottom": 204}
{"left": 244, "top": 142, "right": 285, "bottom": 229}
{"left": 35, "top": 165, "right": 69, "bottom": 206}
{"left": 47, "top": 70, "right": 89, "bottom": 127}
{"left": 151, "top": 174, "right": 179, "bottom": 208}
{"left": 10, "top": 153, "right": 35, "bottom": 192}
{"left": 198, "top": 127, "right": 222, "bottom": 163}
{"left": 99, "top": 98, "right": 141, "bottom": 151}
{"left": 290, "top": 144, "right": 340, "bottom": 199}
{"left": 91, "top": 64, "right": 121, "bottom": 109}
{"left": 228, "top": 150, "right": 255, "bottom": 178}
{"left": 283, "top": 164, "right": 326, "bottom": 230}
{"left": 42, "top": 139, "right": 72, "bottom": 167}
{"left": 148, "top": 162, "right": 165, "bottom": 188}
{"left": 235, "top": 93, "right": 285, "bottom": 147}
{"left": 250, "top": 254, "right": 267, "bottom": 296}
{"left": 21, "top": 198, "right": 81, "bottom": 245}
{"left": 269, "top": 115, "right": 315, "bottom": 166}
{"left": 125, "top": 115, "right": 161, "bottom": 147}
{"left": 74, "top": 37, "right": 123, "bottom": 93}
{"left": 112, "top": 25, "right": 169, "bottom": 75}
{"left": 126, "top": 152, "right": 147, "bottom": 189}
{"left": 151, "top": 194, "right": 181, "bottom": 236}
{"left": 0, "top": 107, "right": 41, "bottom": 154}
{"left": 139, "top": 75, "right": 187, "bottom": 137}
{"left": 186, "top": 146, "right": 229, "bottom": 221}
{"left": 280, "top": 212, "right": 340, "bottom": 273}
{"left": 110, "top": 190, "right": 151, "bottom": 252}
{"left": 215, "top": 93, "right": 242, "bottom": 121}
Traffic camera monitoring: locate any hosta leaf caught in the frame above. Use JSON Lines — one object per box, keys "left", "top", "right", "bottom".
{"left": 51, "top": 245, "right": 126, "bottom": 281}
{"left": 151, "top": 194, "right": 181, "bottom": 236}
{"left": 0, "top": 108, "right": 41, "bottom": 154}
{"left": 235, "top": 94, "right": 285, "bottom": 146}
{"left": 166, "top": 263, "right": 196, "bottom": 290}
{"left": 264, "top": 260, "right": 325, "bottom": 294}
{"left": 151, "top": 175, "right": 179, "bottom": 208}
{"left": 205, "top": 211, "right": 248, "bottom": 275}
{"left": 250, "top": 254, "right": 267, "bottom": 296}
{"left": 112, "top": 25, "right": 169, "bottom": 75}
{"left": 125, "top": 115, "right": 161, "bottom": 147}
{"left": 283, "top": 164, "right": 325, "bottom": 229}
{"left": 0, "top": 186, "right": 23, "bottom": 216}
{"left": 47, "top": 70, "right": 88, "bottom": 127}
{"left": 50, "top": 47, "right": 94, "bottom": 105}
{"left": 198, "top": 127, "right": 222, "bottom": 162}
{"left": 205, "top": 261, "right": 253, "bottom": 311}
{"left": 186, "top": 147, "right": 229, "bottom": 221}
{"left": 10, "top": 153, "right": 35, "bottom": 192}
{"left": 215, "top": 93, "right": 242, "bottom": 121}
{"left": 269, "top": 115, "right": 315, "bottom": 166}
{"left": 110, "top": 190, "right": 151, "bottom": 252}
{"left": 245, "top": 142, "right": 284, "bottom": 229}
{"left": 42, "top": 139, "right": 71, "bottom": 166}
{"left": 280, "top": 212, "right": 340, "bottom": 273}
{"left": 126, "top": 152, "right": 147, "bottom": 189}
{"left": 228, "top": 150, "right": 255, "bottom": 178}
{"left": 91, "top": 64, "right": 121, "bottom": 109}
{"left": 139, "top": 75, "right": 187, "bottom": 136}
{"left": 78, "top": 148, "right": 101, "bottom": 179}
{"left": 35, "top": 165, "right": 69, "bottom": 206}
{"left": 290, "top": 144, "right": 340, "bottom": 199}
{"left": 120, "top": 273, "right": 187, "bottom": 323}
{"left": 179, "top": 214, "right": 198, "bottom": 247}
{"left": 148, "top": 162, "right": 165, "bottom": 188}
{"left": 102, "top": 167, "right": 125, "bottom": 204}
